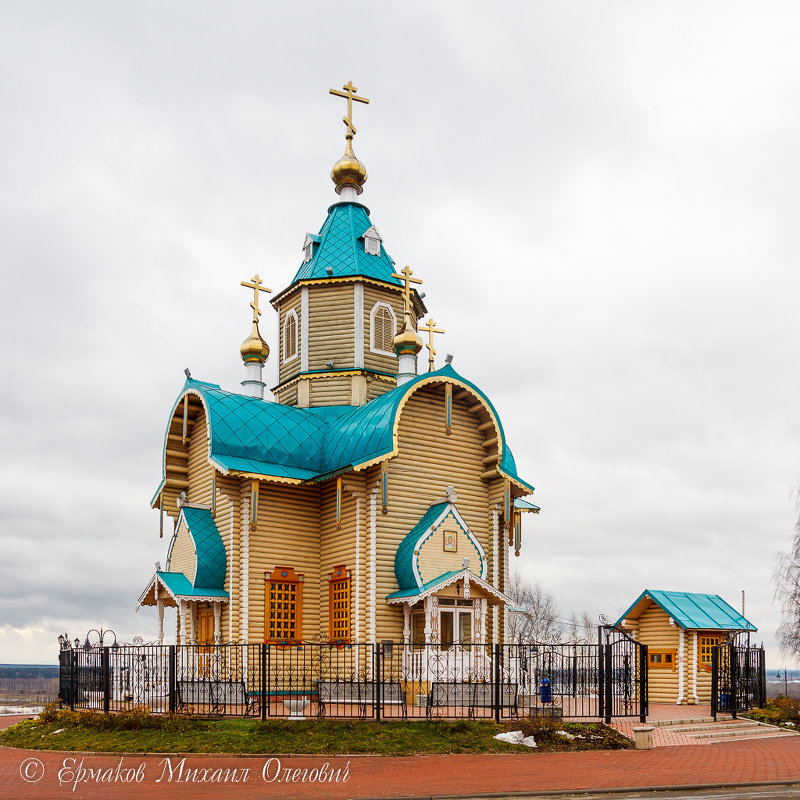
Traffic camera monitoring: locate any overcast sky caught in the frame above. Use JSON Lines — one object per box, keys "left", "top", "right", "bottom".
{"left": 1, "top": 2, "right": 799, "bottom": 666}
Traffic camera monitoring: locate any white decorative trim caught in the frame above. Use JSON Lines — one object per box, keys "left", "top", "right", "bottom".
{"left": 242, "top": 494, "right": 250, "bottom": 642}
{"left": 403, "top": 604, "right": 411, "bottom": 644}
{"left": 302, "top": 233, "right": 316, "bottom": 263}
{"left": 282, "top": 309, "right": 299, "bottom": 364}
{"left": 354, "top": 283, "right": 364, "bottom": 369}
{"left": 275, "top": 303, "right": 281, "bottom": 372}
{"left": 369, "top": 301, "right": 397, "bottom": 357}
{"left": 354, "top": 496, "right": 361, "bottom": 644}
{"left": 229, "top": 499, "right": 235, "bottom": 641}
{"left": 157, "top": 598, "right": 164, "bottom": 644}
{"left": 385, "top": 568, "right": 511, "bottom": 606}
{"left": 424, "top": 596, "right": 432, "bottom": 644}
{"left": 692, "top": 631, "right": 699, "bottom": 703}
{"left": 409, "top": 502, "right": 488, "bottom": 590}
{"left": 492, "top": 508, "right": 499, "bottom": 644}
{"left": 138, "top": 573, "right": 229, "bottom": 607}
{"left": 677, "top": 628, "right": 685, "bottom": 704}
{"left": 503, "top": 523, "right": 510, "bottom": 644}
{"left": 300, "top": 287, "right": 309, "bottom": 372}
{"left": 362, "top": 225, "right": 382, "bottom": 256}
{"left": 369, "top": 490, "right": 377, "bottom": 644}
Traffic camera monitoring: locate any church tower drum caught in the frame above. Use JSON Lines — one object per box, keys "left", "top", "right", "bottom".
{"left": 270, "top": 82, "right": 425, "bottom": 408}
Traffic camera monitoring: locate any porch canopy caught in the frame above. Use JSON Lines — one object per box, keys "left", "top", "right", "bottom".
{"left": 139, "top": 570, "right": 229, "bottom": 608}
{"left": 386, "top": 567, "right": 510, "bottom": 606}
{"left": 138, "top": 506, "right": 228, "bottom": 608}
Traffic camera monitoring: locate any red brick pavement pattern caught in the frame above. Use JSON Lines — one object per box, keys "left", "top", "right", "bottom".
{"left": 3, "top": 714, "right": 800, "bottom": 800}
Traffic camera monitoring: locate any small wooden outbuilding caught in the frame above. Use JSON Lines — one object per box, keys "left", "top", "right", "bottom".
{"left": 614, "top": 590, "right": 756, "bottom": 705}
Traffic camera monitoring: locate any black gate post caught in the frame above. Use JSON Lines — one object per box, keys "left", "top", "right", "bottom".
{"left": 729, "top": 642, "right": 738, "bottom": 720}
{"left": 70, "top": 650, "right": 77, "bottom": 711}
{"left": 604, "top": 640, "right": 612, "bottom": 725}
{"left": 711, "top": 646, "right": 718, "bottom": 720}
{"left": 168, "top": 645, "right": 177, "bottom": 714}
{"left": 597, "top": 627, "right": 605, "bottom": 722}
{"left": 639, "top": 644, "right": 648, "bottom": 723}
{"left": 758, "top": 647, "right": 767, "bottom": 708}
{"left": 374, "top": 644, "right": 381, "bottom": 721}
{"left": 102, "top": 647, "right": 110, "bottom": 713}
{"left": 493, "top": 644, "right": 501, "bottom": 724}
{"left": 260, "top": 644, "right": 267, "bottom": 721}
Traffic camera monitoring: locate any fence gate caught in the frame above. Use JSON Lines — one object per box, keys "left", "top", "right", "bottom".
{"left": 711, "top": 639, "right": 766, "bottom": 720}
{"left": 598, "top": 625, "right": 648, "bottom": 724}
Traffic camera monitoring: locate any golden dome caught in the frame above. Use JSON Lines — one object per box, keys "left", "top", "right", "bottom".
{"left": 240, "top": 322, "right": 270, "bottom": 364}
{"left": 393, "top": 315, "right": 423, "bottom": 356}
{"left": 331, "top": 139, "right": 367, "bottom": 195}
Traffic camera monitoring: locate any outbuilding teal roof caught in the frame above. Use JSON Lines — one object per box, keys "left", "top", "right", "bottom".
{"left": 290, "top": 202, "right": 402, "bottom": 286}
{"left": 161, "top": 364, "right": 535, "bottom": 493}
{"left": 181, "top": 507, "right": 227, "bottom": 590}
{"left": 615, "top": 590, "right": 756, "bottom": 632}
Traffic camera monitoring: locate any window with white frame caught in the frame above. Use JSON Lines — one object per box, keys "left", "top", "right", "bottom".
{"left": 283, "top": 309, "right": 299, "bottom": 363}
{"left": 370, "top": 302, "right": 396, "bottom": 356}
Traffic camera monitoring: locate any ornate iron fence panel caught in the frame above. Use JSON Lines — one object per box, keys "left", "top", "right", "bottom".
{"left": 599, "top": 626, "right": 647, "bottom": 723}
{"left": 380, "top": 642, "right": 495, "bottom": 719}
{"left": 504, "top": 639, "right": 600, "bottom": 720}
{"left": 711, "top": 639, "right": 766, "bottom": 720}
{"left": 57, "top": 635, "right": 650, "bottom": 721}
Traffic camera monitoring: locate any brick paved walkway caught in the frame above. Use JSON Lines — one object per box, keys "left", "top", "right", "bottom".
{"left": 2, "top": 713, "right": 800, "bottom": 800}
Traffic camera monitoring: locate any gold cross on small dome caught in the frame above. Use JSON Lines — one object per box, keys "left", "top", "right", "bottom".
{"left": 420, "top": 318, "right": 445, "bottom": 372}
{"left": 391, "top": 265, "right": 423, "bottom": 319}
{"left": 240, "top": 274, "right": 272, "bottom": 324}
{"left": 329, "top": 81, "right": 370, "bottom": 141}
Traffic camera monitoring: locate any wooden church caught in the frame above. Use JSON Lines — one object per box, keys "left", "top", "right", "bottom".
{"left": 138, "top": 82, "right": 539, "bottom": 651}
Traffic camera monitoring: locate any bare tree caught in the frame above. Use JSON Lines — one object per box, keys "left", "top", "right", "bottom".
{"left": 774, "top": 492, "right": 800, "bottom": 659}
{"left": 507, "top": 572, "right": 562, "bottom": 642}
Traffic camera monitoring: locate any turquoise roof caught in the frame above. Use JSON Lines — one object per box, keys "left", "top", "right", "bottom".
{"left": 290, "top": 202, "right": 402, "bottom": 286}
{"left": 615, "top": 590, "right": 756, "bottom": 632}
{"left": 515, "top": 498, "right": 540, "bottom": 511}
{"left": 163, "top": 364, "right": 534, "bottom": 493}
{"left": 394, "top": 502, "right": 450, "bottom": 591}
{"left": 181, "top": 507, "right": 227, "bottom": 590}
{"left": 386, "top": 570, "right": 461, "bottom": 600}
{"left": 156, "top": 571, "right": 229, "bottom": 600}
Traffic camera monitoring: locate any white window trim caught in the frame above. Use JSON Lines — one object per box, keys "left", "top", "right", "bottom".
{"left": 369, "top": 301, "right": 397, "bottom": 357}
{"left": 362, "top": 225, "right": 382, "bottom": 257}
{"left": 283, "top": 308, "right": 299, "bottom": 364}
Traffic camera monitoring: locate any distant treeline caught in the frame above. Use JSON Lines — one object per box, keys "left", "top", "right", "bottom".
{"left": 0, "top": 665, "right": 59, "bottom": 698}
{"left": 0, "top": 665, "right": 59, "bottom": 679}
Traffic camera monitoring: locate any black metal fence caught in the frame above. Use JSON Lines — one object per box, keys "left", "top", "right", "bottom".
{"left": 58, "top": 631, "right": 647, "bottom": 722}
{"left": 711, "top": 639, "right": 767, "bottom": 720}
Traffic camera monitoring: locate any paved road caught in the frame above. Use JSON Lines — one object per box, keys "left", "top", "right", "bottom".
{"left": 2, "top": 715, "right": 800, "bottom": 800}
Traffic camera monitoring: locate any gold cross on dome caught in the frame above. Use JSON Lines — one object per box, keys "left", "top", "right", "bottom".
{"left": 391, "top": 265, "right": 423, "bottom": 318}
{"left": 329, "top": 81, "right": 370, "bottom": 140}
{"left": 240, "top": 274, "right": 272, "bottom": 323}
{"left": 420, "top": 318, "right": 445, "bottom": 372}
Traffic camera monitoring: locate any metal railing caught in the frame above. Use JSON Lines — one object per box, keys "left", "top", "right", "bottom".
{"left": 58, "top": 636, "right": 647, "bottom": 722}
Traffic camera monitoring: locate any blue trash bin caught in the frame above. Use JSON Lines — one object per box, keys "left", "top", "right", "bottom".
{"left": 539, "top": 678, "right": 552, "bottom": 704}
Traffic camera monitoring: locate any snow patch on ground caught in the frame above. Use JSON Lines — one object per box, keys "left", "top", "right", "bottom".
{"left": 494, "top": 731, "right": 537, "bottom": 747}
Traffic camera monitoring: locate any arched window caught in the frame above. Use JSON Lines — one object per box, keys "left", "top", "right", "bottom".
{"left": 283, "top": 309, "right": 299, "bottom": 364}
{"left": 370, "top": 302, "right": 396, "bottom": 356}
